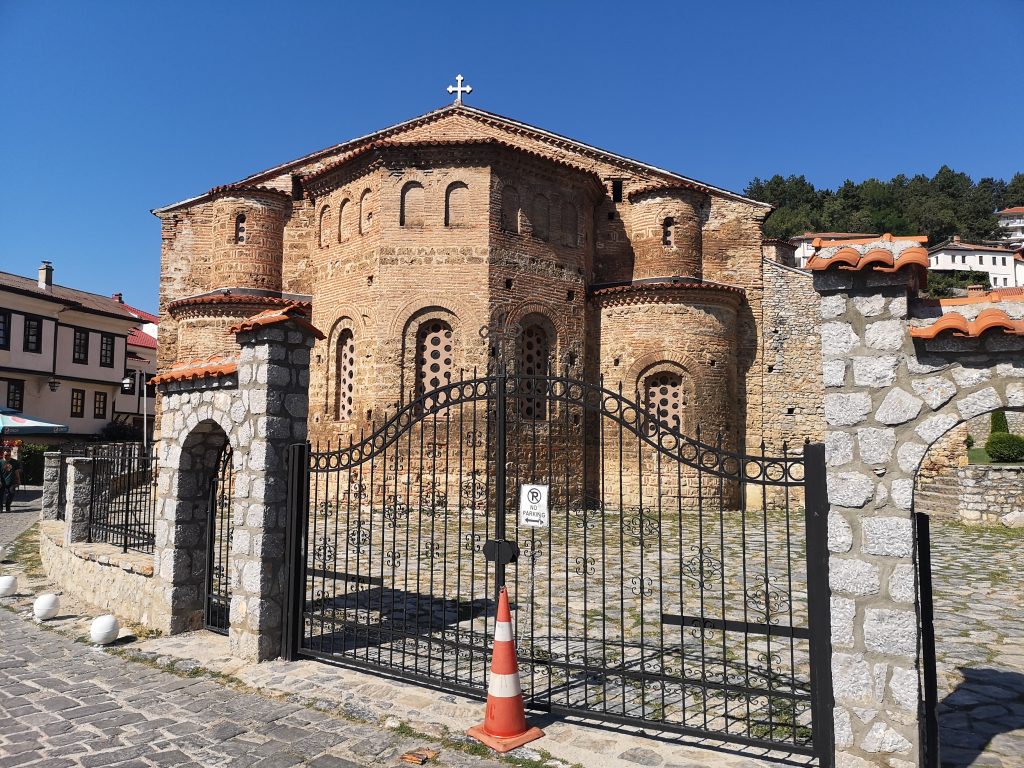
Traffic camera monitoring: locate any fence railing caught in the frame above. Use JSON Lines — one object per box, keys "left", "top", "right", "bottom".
{"left": 81, "top": 442, "right": 157, "bottom": 554}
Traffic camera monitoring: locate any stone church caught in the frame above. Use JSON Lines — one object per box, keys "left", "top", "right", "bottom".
{"left": 153, "top": 97, "right": 822, "bottom": 457}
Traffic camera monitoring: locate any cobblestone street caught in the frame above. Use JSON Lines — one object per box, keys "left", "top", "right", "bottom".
{"left": 931, "top": 521, "right": 1024, "bottom": 767}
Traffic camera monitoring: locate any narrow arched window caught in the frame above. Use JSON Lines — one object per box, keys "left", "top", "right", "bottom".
{"left": 235, "top": 213, "right": 247, "bottom": 244}
{"left": 359, "top": 189, "right": 372, "bottom": 234}
{"left": 334, "top": 329, "right": 355, "bottom": 420}
{"left": 415, "top": 320, "right": 454, "bottom": 409}
{"left": 533, "top": 194, "right": 550, "bottom": 241}
{"left": 644, "top": 369, "right": 685, "bottom": 433}
{"left": 400, "top": 182, "right": 425, "bottom": 227}
{"left": 445, "top": 182, "right": 468, "bottom": 227}
{"left": 501, "top": 185, "right": 520, "bottom": 233}
{"left": 662, "top": 217, "right": 675, "bottom": 248}
{"left": 519, "top": 324, "right": 550, "bottom": 419}
{"left": 337, "top": 198, "right": 350, "bottom": 240}
{"left": 562, "top": 203, "right": 578, "bottom": 246}
{"left": 319, "top": 206, "right": 332, "bottom": 248}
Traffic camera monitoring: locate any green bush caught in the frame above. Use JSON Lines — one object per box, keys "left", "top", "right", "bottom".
{"left": 965, "top": 434, "right": 975, "bottom": 449}
{"left": 991, "top": 409, "right": 1010, "bottom": 434}
{"left": 17, "top": 443, "right": 47, "bottom": 485}
{"left": 986, "top": 432, "right": 1024, "bottom": 463}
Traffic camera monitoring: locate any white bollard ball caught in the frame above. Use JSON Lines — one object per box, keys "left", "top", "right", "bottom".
{"left": 0, "top": 575, "right": 16, "bottom": 597}
{"left": 90, "top": 614, "right": 120, "bottom": 645}
{"left": 33, "top": 593, "right": 60, "bottom": 621}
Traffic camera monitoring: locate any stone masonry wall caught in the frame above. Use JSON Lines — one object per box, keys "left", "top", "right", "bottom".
{"left": 815, "top": 265, "right": 1024, "bottom": 766}
{"left": 38, "top": 520, "right": 162, "bottom": 627}
{"left": 957, "top": 464, "right": 1024, "bottom": 524}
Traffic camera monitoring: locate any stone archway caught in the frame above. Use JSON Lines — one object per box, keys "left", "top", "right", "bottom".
{"left": 156, "top": 419, "right": 231, "bottom": 634}
{"left": 807, "top": 233, "right": 1024, "bottom": 767}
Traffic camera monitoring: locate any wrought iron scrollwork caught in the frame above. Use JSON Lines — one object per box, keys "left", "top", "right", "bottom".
{"left": 745, "top": 575, "right": 790, "bottom": 626}
{"left": 314, "top": 536, "right": 336, "bottom": 565}
{"left": 681, "top": 546, "right": 723, "bottom": 587}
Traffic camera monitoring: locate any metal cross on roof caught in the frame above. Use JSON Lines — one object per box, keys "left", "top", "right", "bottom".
{"left": 447, "top": 74, "right": 472, "bottom": 104}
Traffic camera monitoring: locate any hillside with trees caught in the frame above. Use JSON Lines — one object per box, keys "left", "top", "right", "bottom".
{"left": 746, "top": 167, "right": 1024, "bottom": 245}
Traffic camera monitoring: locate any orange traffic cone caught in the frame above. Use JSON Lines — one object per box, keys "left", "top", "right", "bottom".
{"left": 466, "top": 586, "right": 544, "bottom": 753}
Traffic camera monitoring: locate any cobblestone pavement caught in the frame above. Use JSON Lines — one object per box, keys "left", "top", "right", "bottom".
{"left": 0, "top": 486, "right": 42, "bottom": 554}
{"left": 931, "top": 520, "right": 1024, "bottom": 767}
{"left": 0, "top": 608, "right": 516, "bottom": 768}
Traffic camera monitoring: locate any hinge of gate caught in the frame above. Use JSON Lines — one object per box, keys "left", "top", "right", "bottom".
{"left": 483, "top": 539, "right": 519, "bottom": 565}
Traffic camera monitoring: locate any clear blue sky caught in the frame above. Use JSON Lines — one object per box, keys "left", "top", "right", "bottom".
{"left": 2, "top": 0, "right": 1021, "bottom": 313}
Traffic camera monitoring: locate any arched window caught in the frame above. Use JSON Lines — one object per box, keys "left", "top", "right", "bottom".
{"left": 662, "top": 217, "right": 675, "bottom": 248}
{"left": 532, "top": 194, "right": 550, "bottom": 241}
{"left": 319, "top": 206, "right": 332, "bottom": 248}
{"left": 359, "top": 189, "right": 372, "bottom": 234}
{"left": 235, "top": 213, "right": 247, "bottom": 244}
{"left": 337, "top": 198, "right": 350, "bottom": 240}
{"left": 519, "top": 324, "right": 551, "bottom": 419}
{"left": 400, "top": 182, "right": 424, "bottom": 227}
{"left": 445, "top": 182, "right": 468, "bottom": 227}
{"left": 644, "top": 369, "right": 685, "bottom": 433}
{"left": 561, "top": 203, "right": 578, "bottom": 246}
{"left": 501, "top": 185, "right": 520, "bottom": 233}
{"left": 334, "top": 329, "right": 355, "bottom": 420}
{"left": 415, "top": 320, "right": 454, "bottom": 408}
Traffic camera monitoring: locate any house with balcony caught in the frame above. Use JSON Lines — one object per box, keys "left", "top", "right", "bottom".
{"left": 0, "top": 262, "right": 156, "bottom": 442}
{"left": 995, "top": 206, "right": 1024, "bottom": 248}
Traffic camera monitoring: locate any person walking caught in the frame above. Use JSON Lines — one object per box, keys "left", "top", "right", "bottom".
{"left": 1, "top": 448, "right": 21, "bottom": 513}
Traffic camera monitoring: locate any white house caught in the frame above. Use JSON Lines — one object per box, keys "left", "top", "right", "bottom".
{"left": 927, "top": 236, "right": 1023, "bottom": 288}
{"left": 995, "top": 206, "right": 1024, "bottom": 248}
{"left": 0, "top": 261, "right": 156, "bottom": 442}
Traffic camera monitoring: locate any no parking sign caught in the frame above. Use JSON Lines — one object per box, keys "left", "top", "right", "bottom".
{"left": 518, "top": 484, "right": 549, "bottom": 528}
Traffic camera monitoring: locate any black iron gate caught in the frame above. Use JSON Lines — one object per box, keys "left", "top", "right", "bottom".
{"left": 205, "top": 444, "right": 234, "bottom": 634}
{"left": 914, "top": 511, "right": 940, "bottom": 767}
{"left": 286, "top": 371, "right": 833, "bottom": 760}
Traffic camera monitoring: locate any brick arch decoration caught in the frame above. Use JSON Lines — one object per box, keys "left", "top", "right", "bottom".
{"left": 397, "top": 305, "right": 466, "bottom": 400}
{"left": 321, "top": 310, "right": 369, "bottom": 417}
{"left": 808, "top": 233, "right": 1024, "bottom": 767}
{"left": 505, "top": 300, "right": 570, "bottom": 373}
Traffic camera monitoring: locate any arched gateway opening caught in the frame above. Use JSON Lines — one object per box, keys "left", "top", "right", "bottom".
{"left": 166, "top": 420, "right": 233, "bottom": 633}
{"left": 910, "top": 408, "right": 1024, "bottom": 767}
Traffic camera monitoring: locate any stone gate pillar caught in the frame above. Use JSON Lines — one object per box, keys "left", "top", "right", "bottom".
{"left": 809, "top": 233, "right": 1024, "bottom": 767}
{"left": 228, "top": 311, "right": 320, "bottom": 662}
{"left": 41, "top": 451, "right": 62, "bottom": 520}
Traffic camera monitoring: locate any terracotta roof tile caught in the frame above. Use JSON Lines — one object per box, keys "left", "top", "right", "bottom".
{"left": 910, "top": 308, "right": 1024, "bottom": 339}
{"left": 207, "top": 183, "right": 291, "bottom": 199}
{"left": 0, "top": 270, "right": 144, "bottom": 321}
{"left": 806, "top": 234, "right": 929, "bottom": 275}
{"left": 228, "top": 303, "right": 325, "bottom": 340}
{"left": 626, "top": 181, "right": 713, "bottom": 200}
{"left": 151, "top": 356, "right": 238, "bottom": 386}
{"left": 997, "top": 207, "right": 1024, "bottom": 216}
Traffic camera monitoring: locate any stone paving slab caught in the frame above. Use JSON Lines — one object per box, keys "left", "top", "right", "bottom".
{"left": 1, "top": 526, "right": 807, "bottom": 768}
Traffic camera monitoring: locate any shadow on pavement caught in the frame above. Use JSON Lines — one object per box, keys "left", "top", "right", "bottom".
{"left": 938, "top": 666, "right": 1024, "bottom": 766}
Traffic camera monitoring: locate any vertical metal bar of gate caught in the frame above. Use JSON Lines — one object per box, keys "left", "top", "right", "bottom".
{"left": 803, "top": 441, "right": 835, "bottom": 767}
{"left": 284, "top": 442, "right": 311, "bottom": 662}
{"left": 914, "top": 511, "right": 939, "bottom": 767}
{"left": 493, "top": 364, "right": 507, "bottom": 602}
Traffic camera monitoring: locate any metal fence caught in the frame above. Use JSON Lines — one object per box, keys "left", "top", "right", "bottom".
{"left": 83, "top": 442, "right": 157, "bottom": 554}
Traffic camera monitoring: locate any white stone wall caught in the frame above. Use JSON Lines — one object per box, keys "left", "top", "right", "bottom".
{"left": 815, "top": 266, "right": 1024, "bottom": 766}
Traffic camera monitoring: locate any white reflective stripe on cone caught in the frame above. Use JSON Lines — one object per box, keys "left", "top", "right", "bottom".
{"left": 487, "top": 671, "right": 522, "bottom": 698}
{"left": 494, "top": 621, "right": 513, "bottom": 642}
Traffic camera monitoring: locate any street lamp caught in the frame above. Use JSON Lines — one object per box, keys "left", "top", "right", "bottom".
{"left": 47, "top": 376, "right": 60, "bottom": 392}
{"left": 122, "top": 370, "right": 148, "bottom": 455}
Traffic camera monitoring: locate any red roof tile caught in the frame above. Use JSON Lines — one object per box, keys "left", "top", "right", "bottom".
{"left": 228, "top": 303, "right": 325, "bottom": 340}
{"left": 910, "top": 308, "right": 1024, "bottom": 339}
{"left": 997, "top": 207, "right": 1024, "bottom": 216}
{"left": 0, "top": 270, "right": 143, "bottom": 321}
{"left": 127, "top": 328, "right": 157, "bottom": 349}
{"left": 151, "top": 356, "right": 237, "bottom": 386}
{"left": 167, "top": 294, "right": 311, "bottom": 314}
{"left": 591, "top": 280, "right": 746, "bottom": 298}
{"left": 806, "top": 234, "right": 929, "bottom": 275}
